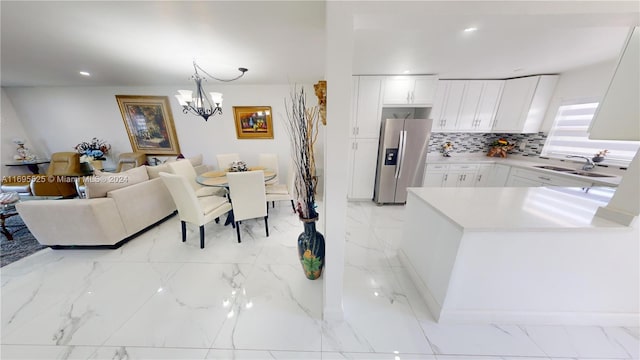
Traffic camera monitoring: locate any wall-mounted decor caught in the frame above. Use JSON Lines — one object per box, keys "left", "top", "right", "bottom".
{"left": 232, "top": 106, "right": 274, "bottom": 139}
{"left": 314, "top": 80, "right": 326, "bottom": 125}
{"left": 115, "top": 95, "right": 181, "bottom": 155}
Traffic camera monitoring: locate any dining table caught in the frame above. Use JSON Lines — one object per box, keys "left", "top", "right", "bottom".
{"left": 195, "top": 167, "right": 276, "bottom": 187}
{"left": 195, "top": 167, "right": 276, "bottom": 226}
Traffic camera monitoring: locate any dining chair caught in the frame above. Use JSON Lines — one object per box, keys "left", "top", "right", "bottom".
{"left": 226, "top": 171, "right": 268, "bottom": 243}
{"left": 216, "top": 153, "right": 240, "bottom": 171}
{"left": 159, "top": 172, "right": 232, "bottom": 249}
{"left": 167, "top": 159, "right": 225, "bottom": 197}
{"left": 265, "top": 162, "right": 296, "bottom": 212}
{"left": 258, "top": 153, "right": 279, "bottom": 185}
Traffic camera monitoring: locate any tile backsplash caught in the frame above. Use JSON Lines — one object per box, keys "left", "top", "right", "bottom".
{"left": 428, "top": 132, "right": 548, "bottom": 157}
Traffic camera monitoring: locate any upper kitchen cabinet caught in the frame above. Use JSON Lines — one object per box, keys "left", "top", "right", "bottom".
{"left": 589, "top": 27, "right": 639, "bottom": 141}
{"left": 382, "top": 75, "right": 438, "bottom": 106}
{"left": 431, "top": 80, "right": 465, "bottom": 131}
{"left": 352, "top": 76, "right": 384, "bottom": 138}
{"left": 431, "top": 80, "right": 504, "bottom": 132}
{"left": 457, "top": 80, "right": 504, "bottom": 132}
{"left": 492, "top": 75, "right": 558, "bottom": 133}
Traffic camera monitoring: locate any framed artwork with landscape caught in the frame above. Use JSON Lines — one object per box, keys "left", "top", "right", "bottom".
{"left": 233, "top": 106, "right": 274, "bottom": 139}
{"left": 115, "top": 95, "right": 181, "bottom": 155}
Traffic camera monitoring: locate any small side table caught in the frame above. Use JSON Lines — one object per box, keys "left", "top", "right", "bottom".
{"left": 4, "top": 160, "right": 50, "bottom": 174}
{"left": 1, "top": 192, "right": 21, "bottom": 240}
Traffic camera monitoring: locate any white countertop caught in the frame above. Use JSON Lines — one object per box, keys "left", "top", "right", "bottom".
{"left": 407, "top": 187, "right": 627, "bottom": 231}
{"left": 425, "top": 154, "right": 623, "bottom": 186}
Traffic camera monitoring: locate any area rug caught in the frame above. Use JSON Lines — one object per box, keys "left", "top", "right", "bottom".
{"left": 1, "top": 215, "right": 46, "bottom": 267}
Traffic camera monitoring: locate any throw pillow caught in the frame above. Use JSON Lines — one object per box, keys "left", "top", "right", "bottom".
{"left": 85, "top": 165, "right": 149, "bottom": 198}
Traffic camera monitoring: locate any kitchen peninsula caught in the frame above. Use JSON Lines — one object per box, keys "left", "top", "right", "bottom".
{"left": 400, "top": 186, "right": 639, "bottom": 326}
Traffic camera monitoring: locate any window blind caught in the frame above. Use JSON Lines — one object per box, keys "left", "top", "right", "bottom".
{"left": 542, "top": 101, "right": 640, "bottom": 166}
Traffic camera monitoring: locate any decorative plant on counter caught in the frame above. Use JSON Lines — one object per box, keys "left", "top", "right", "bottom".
{"left": 593, "top": 149, "right": 609, "bottom": 163}
{"left": 284, "top": 86, "right": 324, "bottom": 280}
{"left": 487, "top": 138, "right": 515, "bottom": 158}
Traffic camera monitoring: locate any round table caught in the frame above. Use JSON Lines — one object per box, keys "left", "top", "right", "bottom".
{"left": 196, "top": 167, "right": 276, "bottom": 187}
{"left": 195, "top": 167, "right": 276, "bottom": 226}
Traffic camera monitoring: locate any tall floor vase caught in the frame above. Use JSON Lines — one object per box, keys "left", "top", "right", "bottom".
{"left": 297, "top": 217, "right": 325, "bottom": 280}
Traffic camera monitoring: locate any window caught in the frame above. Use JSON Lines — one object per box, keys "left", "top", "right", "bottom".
{"left": 542, "top": 100, "right": 640, "bottom": 166}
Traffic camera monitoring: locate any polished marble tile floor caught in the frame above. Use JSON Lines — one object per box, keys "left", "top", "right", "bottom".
{"left": 1, "top": 201, "right": 638, "bottom": 359}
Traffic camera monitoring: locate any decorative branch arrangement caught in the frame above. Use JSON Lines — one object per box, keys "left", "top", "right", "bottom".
{"left": 284, "top": 86, "right": 321, "bottom": 220}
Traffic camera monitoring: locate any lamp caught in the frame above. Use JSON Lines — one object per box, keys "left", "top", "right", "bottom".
{"left": 175, "top": 61, "right": 248, "bottom": 121}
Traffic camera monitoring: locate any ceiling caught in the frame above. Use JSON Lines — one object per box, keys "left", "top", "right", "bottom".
{"left": 1, "top": 1, "right": 638, "bottom": 87}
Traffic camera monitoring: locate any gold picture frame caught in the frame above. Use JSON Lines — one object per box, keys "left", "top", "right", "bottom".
{"left": 115, "top": 95, "right": 181, "bottom": 155}
{"left": 233, "top": 106, "right": 274, "bottom": 139}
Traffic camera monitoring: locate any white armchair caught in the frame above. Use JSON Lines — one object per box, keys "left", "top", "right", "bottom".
{"left": 265, "top": 162, "right": 296, "bottom": 213}
{"left": 258, "top": 153, "right": 279, "bottom": 185}
{"left": 167, "top": 159, "right": 224, "bottom": 197}
{"left": 159, "top": 172, "right": 232, "bottom": 249}
{"left": 216, "top": 153, "right": 240, "bottom": 171}
{"left": 227, "top": 171, "right": 268, "bottom": 243}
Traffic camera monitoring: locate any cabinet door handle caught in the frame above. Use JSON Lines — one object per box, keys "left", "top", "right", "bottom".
{"left": 356, "top": 127, "right": 359, "bottom": 135}
{"left": 538, "top": 176, "right": 551, "bottom": 181}
{"left": 477, "top": 174, "right": 482, "bottom": 182}
{"left": 444, "top": 174, "right": 448, "bottom": 181}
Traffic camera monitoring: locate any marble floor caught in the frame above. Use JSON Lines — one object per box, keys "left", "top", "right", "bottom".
{"left": 1, "top": 201, "right": 638, "bottom": 360}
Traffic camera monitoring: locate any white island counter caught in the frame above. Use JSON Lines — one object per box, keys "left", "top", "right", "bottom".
{"left": 400, "top": 187, "right": 639, "bottom": 326}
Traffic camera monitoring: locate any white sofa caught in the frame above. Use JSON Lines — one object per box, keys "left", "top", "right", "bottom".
{"left": 16, "top": 164, "right": 183, "bottom": 247}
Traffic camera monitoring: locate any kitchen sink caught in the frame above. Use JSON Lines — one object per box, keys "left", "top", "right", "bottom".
{"left": 567, "top": 171, "right": 615, "bottom": 178}
{"left": 533, "top": 165, "right": 575, "bottom": 172}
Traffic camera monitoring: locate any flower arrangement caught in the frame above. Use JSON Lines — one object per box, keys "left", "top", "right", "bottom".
{"left": 75, "top": 137, "right": 111, "bottom": 162}
{"left": 593, "top": 149, "right": 609, "bottom": 163}
{"left": 441, "top": 141, "right": 453, "bottom": 157}
{"left": 487, "top": 138, "right": 515, "bottom": 158}
{"left": 284, "top": 86, "right": 320, "bottom": 220}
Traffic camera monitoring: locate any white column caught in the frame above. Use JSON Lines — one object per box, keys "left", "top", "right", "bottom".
{"left": 322, "top": 2, "right": 353, "bottom": 322}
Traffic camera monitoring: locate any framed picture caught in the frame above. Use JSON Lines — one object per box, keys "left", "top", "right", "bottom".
{"left": 115, "top": 95, "right": 181, "bottom": 155}
{"left": 233, "top": 106, "right": 274, "bottom": 139}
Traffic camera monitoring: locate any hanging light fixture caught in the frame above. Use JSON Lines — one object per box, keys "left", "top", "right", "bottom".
{"left": 175, "top": 61, "right": 248, "bottom": 121}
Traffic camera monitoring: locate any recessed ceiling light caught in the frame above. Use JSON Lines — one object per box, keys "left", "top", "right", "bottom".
{"left": 79, "top": 71, "right": 91, "bottom": 76}
{"left": 403, "top": 70, "right": 410, "bottom": 74}
{"left": 463, "top": 27, "right": 478, "bottom": 33}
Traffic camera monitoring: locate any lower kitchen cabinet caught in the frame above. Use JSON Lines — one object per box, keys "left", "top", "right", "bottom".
{"left": 423, "top": 164, "right": 479, "bottom": 187}
{"left": 506, "top": 168, "right": 594, "bottom": 187}
{"left": 347, "top": 138, "right": 379, "bottom": 199}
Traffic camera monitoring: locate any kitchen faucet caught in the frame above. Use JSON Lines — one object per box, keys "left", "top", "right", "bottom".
{"left": 566, "top": 155, "right": 595, "bottom": 171}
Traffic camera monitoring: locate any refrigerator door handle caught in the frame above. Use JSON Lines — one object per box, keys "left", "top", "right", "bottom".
{"left": 395, "top": 130, "right": 407, "bottom": 179}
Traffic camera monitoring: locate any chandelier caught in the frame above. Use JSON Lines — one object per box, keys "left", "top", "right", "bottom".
{"left": 175, "top": 61, "right": 248, "bottom": 121}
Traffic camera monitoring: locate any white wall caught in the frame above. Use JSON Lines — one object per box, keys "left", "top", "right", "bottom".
{"left": 540, "top": 60, "right": 616, "bottom": 132}
{"left": 3, "top": 84, "right": 316, "bottom": 178}
{"left": 0, "top": 89, "right": 38, "bottom": 177}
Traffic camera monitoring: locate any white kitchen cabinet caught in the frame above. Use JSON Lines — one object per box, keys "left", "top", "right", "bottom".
{"left": 506, "top": 168, "right": 593, "bottom": 188}
{"left": 352, "top": 76, "right": 384, "bottom": 138}
{"left": 589, "top": 26, "right": 639, "bottom": 141}
{"left": 505, "top": 175, "right": 544, "bottom": 187}
{"left": 475, "top": 164, "right": 495, "bottom": 187}
{"left": 457, "top": 80, "right": 504, "bottom": 132}
{"left": 423, "top": 170, "right": 447, "bottom": 187}
{"left": 431, "top": 80, "right": 465, "bottom": 131}
{"left": 347, "top": 138, "right": 379, "bottom": 199}
{"left": 492, "top": 75, "right": 558, "bottom": 133}
{"left": 423, "top": 163, "right": 478, "bottom": 187}
{"left": 490, "top": 164, "right": 511, "bottom": 187}
{"left": 383, "top": 75, "right": 438, "bottom": 106}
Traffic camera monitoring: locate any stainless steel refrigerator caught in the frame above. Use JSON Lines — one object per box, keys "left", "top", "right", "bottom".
{"left": 373, "top": 118, "right": 433, "bottom": 204}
